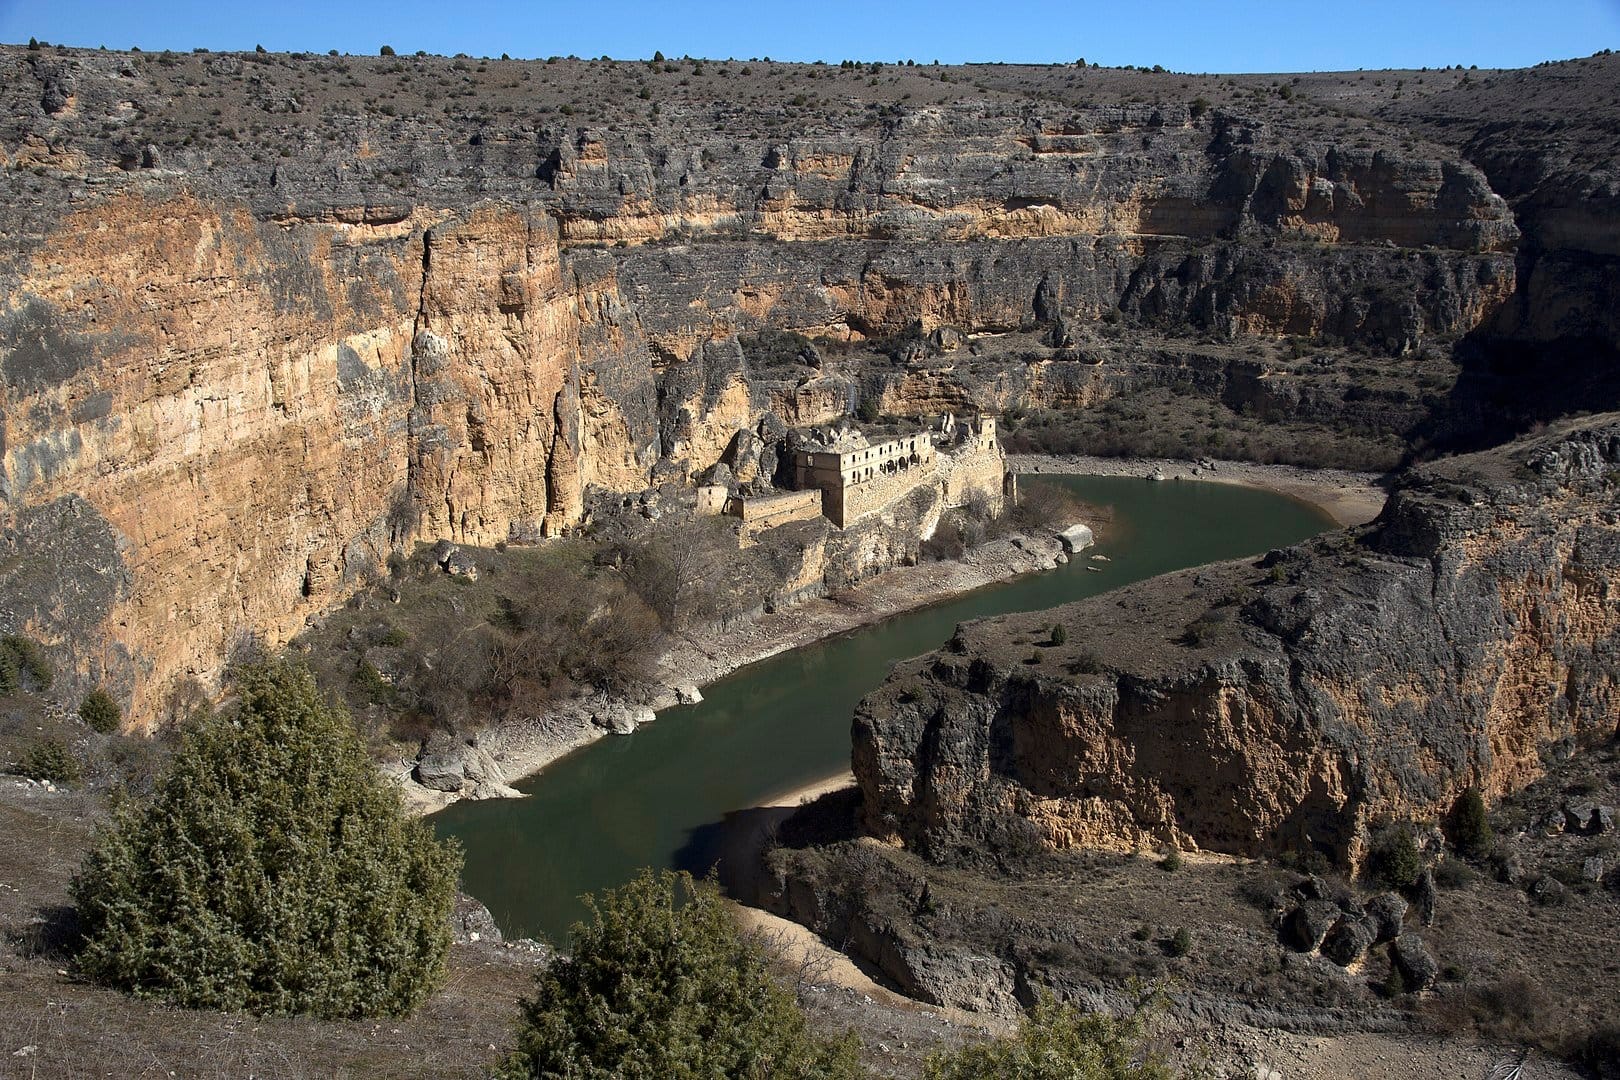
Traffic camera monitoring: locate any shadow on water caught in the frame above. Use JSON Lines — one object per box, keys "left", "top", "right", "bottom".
{"left": 434, "top": 475, "right": 1337, "bottom": 944}
{"left": 672, "top": 806, "right": 798, "bottom": 898}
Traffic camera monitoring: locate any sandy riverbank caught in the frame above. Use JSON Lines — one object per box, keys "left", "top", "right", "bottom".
{"left": 1010, "top": 453, "right": 1390, "bottom": 528}
{"left": 401, "top": 530, "right": 1070, "bottom": 815}
{"left": 402, "top": 455, "right": 1379, "bottom": 815}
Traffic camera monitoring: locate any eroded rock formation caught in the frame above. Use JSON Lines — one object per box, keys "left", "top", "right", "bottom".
{"left": 0, "top": 47, "right": 1613, "bottom": 714}
{"left": 853, "top": 417, "right": 1620, "bottom": 866}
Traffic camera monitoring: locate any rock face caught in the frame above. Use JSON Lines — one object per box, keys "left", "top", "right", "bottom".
{"left": 852, "top": 417, "right": 1620, "bottom": 867}
{"left": 0, "top": 47, "right": 1612, "bottom": 714}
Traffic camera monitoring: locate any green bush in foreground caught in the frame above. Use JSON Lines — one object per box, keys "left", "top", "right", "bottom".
{"left": 1365, "top": 824, "right": 1422, "bottom": 890}
{"left": 500, "top": 870, "right": 862, "bottom": 1080}
{"left": 71, "top": 660, "right": 461, "bottom": 1019}
{"left": 78, "top": 687, "right": 122, "bottom": 734}
{"left": 925, "top": 995, "right": 1174, "bottom": 1080}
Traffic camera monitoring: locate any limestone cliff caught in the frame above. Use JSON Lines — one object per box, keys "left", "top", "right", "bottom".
{"left": 0, "top": 46, "right": 1610, "bottom": 716}
{"left": 853, "top": 417, "right": 1620, "bottom": 866}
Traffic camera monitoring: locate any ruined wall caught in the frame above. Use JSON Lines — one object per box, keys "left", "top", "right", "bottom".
{"left": 729, "top": 488, "right": 823, "bottom": 545}
{"left": 939, "top": 444, "right": 1008, "bottom": 517}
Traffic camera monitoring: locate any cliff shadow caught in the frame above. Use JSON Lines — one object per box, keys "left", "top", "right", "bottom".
{"left": 672, "top": 788, "right": 863, "bottom": 904}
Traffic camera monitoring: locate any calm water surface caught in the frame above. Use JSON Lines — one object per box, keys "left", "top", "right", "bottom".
{"left": 434, "top": 475, "right": 1335, "bottom": 943}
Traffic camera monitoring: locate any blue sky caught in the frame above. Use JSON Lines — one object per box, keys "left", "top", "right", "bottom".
{"left": 2, "top": 0, "right": 1616, "bottom": 71}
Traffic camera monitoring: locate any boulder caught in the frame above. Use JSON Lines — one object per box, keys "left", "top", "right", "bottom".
{"left": 1363, "top": 892, "right": 1408, "bottom": 944}
{"left": 1565, "top": 803, "right": 1615, "bottom": 835}
{"left": 1414, "top": 867, "right": 1437, "bottom": 926}
{"left": 674, "top": 684, "right": 703, "bottom": 706}
{"left": 451, "top": 892, "right": 503, "bottom": 945}
{"left": 1294, "top": 874, "right": 1331, "bottom": 902}
{"left": 1056, "top": 523, "right": 1094, "bottom": 553}
{"left": 723, "top": 428, "right": 765, "bottom": 484}
{"left": 443, "top": 549, "right": 479, "bottom": 581}
{"left": 1390, "top": 933, "right": 1439, "bottom": 990}
{"left": 1321, "top": 914, "right": 1377, "bottom": 966}
{"left": 1281, "top": 900, "right": 1341, "bottom": 952}
{"left": 699, "top": 462, "right": 736, "bottom": 488}
{"left": 1530, "top": 874, "right": 1569, "bottom": 906}
{"left": 414, "top": 752, "right": 466, "bottom": 793}
{"left": 594, "top": 702, "right": 656, "bottom": 735}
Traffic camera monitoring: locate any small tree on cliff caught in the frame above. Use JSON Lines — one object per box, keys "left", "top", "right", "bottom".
{"left": 71, "top": 660, "right": 461, "bottom": 1018}
{"left": 500, "top": 870, "right": 863, "bottom": 1079}
{"left": 78, "top": 687, "right": 122, "bottom": 734}
{"left": 1445, "top": 786, "right": 1493, "bottom": 858}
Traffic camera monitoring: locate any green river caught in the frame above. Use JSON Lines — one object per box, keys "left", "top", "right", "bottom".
{"left": 434, "top": 475, "right": 1337, "bottom": 944}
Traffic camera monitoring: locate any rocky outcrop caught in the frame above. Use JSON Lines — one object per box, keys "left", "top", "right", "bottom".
{"left": 0, "top": 46, "right": 1611, "bottom": 716}
{"left": 853, "top": 417, "right": 1620, "bottom": 867}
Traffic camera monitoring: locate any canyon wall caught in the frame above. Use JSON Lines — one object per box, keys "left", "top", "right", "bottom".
{"left": 0, "top": 47, "right": 1609, "bottom": 714}
{"left": 853, "top": 417, "right": 1620, "bottom": 866}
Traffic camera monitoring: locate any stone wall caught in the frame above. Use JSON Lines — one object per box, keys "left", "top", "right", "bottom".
{"left": 728, "top": 488, "right": 823, "bottom": 544}
{"left": 940, "top": 444, "right": 1008, "bottom": 517}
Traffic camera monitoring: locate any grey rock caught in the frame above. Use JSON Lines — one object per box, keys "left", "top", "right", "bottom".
{"left": 1565, "top": 802, "right": 1615, "bottom": 835}
{"left": 722, "top": 427, "right": 765, "bottom": 483}
{"left": 1295, "top": 874, "right": 1331, "bottom": 901}
{"left": 700, "top": 462, "right": 736, "bottom": 488}
{"left": 1281, "top": 901, "right": 1341, "bottom": 952}
{"left": 1320, "top": 914, "right": 1377, "bottom": 966}
{"left": 1414, "top": 867, "right": 1437, "bottom": 926}
{"left": 1363, "top": 892, "right": 1408, "bottom": 944}
{"left": 451, "top": 892, "right": 503, "bottom": 944}
{"left": 443, "top": 549, "right": 479, "bottom": 580}
{"left": 1056, "top": 523, "right": 1094, "bottom": 553}
{"left": 674, "top": 684, "right": 703, "bottom": 705}
{"left": 1529, "top": 874, "right": 1569, "bottom": 906}
{"left": 594, "top": 702, "right": 655, "bottom": 735}
{"left": 414, "top": 753, "right": 466, "bottom": 793}
{"left": 1390, "top": 933, "right": 1439, "bottom": 990}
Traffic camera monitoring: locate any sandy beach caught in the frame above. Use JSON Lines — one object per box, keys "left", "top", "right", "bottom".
{"left": 1009, "top": 453, "right": 1390, "bottom": 527}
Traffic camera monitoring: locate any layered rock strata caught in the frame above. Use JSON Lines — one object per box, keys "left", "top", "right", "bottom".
{"left": 853, "top": 417, "right": 1620, "bottom": 865}
{"left": 0, "top": 47, "right": 1610, "bottom": 714}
